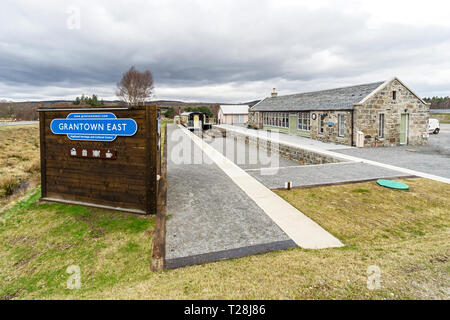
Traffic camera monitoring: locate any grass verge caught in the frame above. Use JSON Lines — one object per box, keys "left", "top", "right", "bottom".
{"left": 0, "top": 189, "right": 154, "bottom": 299}
{"left": 0, "top": 178, "right": 448, "bottom": 299}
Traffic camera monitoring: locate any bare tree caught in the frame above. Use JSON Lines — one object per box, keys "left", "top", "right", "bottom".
{"left": 116, "top": 66, "right": 154, "bottom": 106}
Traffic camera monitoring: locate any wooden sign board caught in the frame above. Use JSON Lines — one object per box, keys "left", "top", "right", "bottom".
{"left": 38, "top": 106, "right": 160, "bottom": 215}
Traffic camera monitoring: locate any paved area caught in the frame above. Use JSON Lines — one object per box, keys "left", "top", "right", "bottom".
{"left": 219, "top": 124, "right": 450, "bottom": 184}
{"left": 166, "top": 124, "right": 294, "bottom": 268}
{"left": 217, "top": 124, "right": 354, "bottom": 151}
{"left": 208, "top": 128, "right": 410, "bottom": 188}
{"left": 336, "top": 124, "right": 450, "bottom": 179}
{"left": 428, "top": 123, "right": 450, "bottom": 156}
{"left": 430, "top": 109, "right": 450, "bottom": 114}
{"left": 206, "top": 131, "right": 301, "bottom": 170}
{"left": 246, "top": 162, "right": 411, "bottom": 189}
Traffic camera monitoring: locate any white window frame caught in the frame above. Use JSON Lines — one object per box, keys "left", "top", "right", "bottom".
{"left": 263, "top": 112, "right": 289, "bottom": 128}
{"left": 297, "top": 112, "right": 310, "bottom": 131}
{"left": 378, "top": 113, "right": 385, "bottom": 138}
{"left": 338, "top": 114, "right": 345, "bottom": 137}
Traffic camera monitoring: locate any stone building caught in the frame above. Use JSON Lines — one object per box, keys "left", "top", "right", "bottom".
{"left": 248, "top": 78, "right": 429, "bottom": 147}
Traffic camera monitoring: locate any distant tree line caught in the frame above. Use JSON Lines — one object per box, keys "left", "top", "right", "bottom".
{"left": 423, "top": 96, "right": 450, "bottom": 109}
{"left": 163, "top": 107, "right": 175, "bottom": 118}
{"left": 163, "top": 106, "right": 214, "bottom": 118}
{"left": 73, "top": 94, "right": 105, "bottom": 106}
{"left": 184, "top": 106, "right": 213, "bottom": 117}
{"left": 0, "top": 103, "right": 39, "bottom": 121}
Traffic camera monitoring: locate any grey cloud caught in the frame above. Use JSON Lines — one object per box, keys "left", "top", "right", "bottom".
{"left": 0, "top": 0, "right": 449, "bottom": 101}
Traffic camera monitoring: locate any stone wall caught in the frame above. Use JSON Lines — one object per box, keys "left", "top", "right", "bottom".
{"left": 354, "top": 79, "right": 429, "bottom": 147}
{"left": 310, "top": 110, "right": 353, "bottom": 146}
{"left": 248, "top": 111, "right": 262, "bottom": 129}
{"left": 212, "top": 126, "right": 343, "bottom": 165}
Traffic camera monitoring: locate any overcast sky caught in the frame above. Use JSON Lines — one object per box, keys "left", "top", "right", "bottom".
{"left": 1, "top": 0, "right": 450, "bottom": 102}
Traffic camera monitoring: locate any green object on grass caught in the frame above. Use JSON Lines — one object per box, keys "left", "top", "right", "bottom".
{"left": 376, "top": 179, "right": 409, "bottom": 190}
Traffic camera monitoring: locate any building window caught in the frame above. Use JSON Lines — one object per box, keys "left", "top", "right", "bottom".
{"left": 319, "top": 114, "right": 326, "bottom": 134}
{"left": 338, "top": 114, "right": 345, "bottom": 137}
{"left": 393, "top": 91, "right": 397, "bottom": 100}
{"left": 297, "top": 112, "right": 310, "bottom": 131}
{"left": 379, "top": 114, "right": 385, "bottom": 138}
{"left": 263, "top": 112, "right": 289, "bottom": 128}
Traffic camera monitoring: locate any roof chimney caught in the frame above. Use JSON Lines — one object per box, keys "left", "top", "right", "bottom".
{"left": 271, "top": 88, "right": 278, "bottom": 97}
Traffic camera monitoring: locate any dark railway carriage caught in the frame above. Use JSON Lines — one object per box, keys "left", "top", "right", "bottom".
{"left": 180, "top": 112, "right": 214, "bottom": 131}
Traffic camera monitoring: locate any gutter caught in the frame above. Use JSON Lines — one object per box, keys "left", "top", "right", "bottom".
{"left": 351, "top": 109, "right": 355, "bottom": 147}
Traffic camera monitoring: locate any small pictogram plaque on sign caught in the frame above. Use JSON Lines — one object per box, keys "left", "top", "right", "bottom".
{"left": 69, "top": 147, "right": 117, "bottom": 160}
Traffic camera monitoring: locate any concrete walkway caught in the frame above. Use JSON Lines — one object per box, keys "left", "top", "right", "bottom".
{"left": 218, "top": 125, "right": 450, "bottom": 185}
{"left": 166, "top": 124, "right": 343, "bottom": 268}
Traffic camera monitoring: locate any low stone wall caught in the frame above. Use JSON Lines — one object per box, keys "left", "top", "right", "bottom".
{"left": 211, "top": 126, "right": 344, "bottom": 165}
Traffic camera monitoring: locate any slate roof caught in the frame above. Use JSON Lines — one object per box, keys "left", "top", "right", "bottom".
{"left": 219, "top": 105, "right": 249, "bottom": 115}
{"left": 251, "top": 81, "right": 385, "bottom": 112}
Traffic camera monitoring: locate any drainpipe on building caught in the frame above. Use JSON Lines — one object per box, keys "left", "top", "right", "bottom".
{"left": 351, "top": 110, "right": 355, "bottom": 147}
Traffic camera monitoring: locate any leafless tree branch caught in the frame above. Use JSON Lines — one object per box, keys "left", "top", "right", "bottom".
{"left": 116, "top": 66, "right": 154, "bottom": 107}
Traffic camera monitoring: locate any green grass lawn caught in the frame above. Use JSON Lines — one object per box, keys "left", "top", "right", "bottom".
{"left": 1, "top": 178, "right": 449, "bottom": 300}
{"left": 0, "top": 189, "right": 154, "bottom": 299}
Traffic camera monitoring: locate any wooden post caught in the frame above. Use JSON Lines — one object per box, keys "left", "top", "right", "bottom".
{"left": 160, "top": 122, "right": 167, "bottom": 215}
{"left": 150, "top": 122, "right": 168, "bottom": 271}
{"left": 39, "top": 110, "right": 47, "bottom": 198}
{"left": 145, "top": 106, "right": 158, "bottom": 215}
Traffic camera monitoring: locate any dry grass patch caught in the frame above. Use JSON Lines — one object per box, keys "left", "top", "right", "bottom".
{"left": 0, "top": 124, "right": 40, "bottom": 208}
{"left": 432, "top": 113, "right": 450, "bottom": 124}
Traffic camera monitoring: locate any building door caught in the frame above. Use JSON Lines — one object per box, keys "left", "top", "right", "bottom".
{"left": 289, "top": 114, "right": 297, "bottom": 134}
{"left": 194, "top": 114, "right": 200, "bottom": 128}
{"left": 400, "top": 114, "right": 409, "bottom": 144}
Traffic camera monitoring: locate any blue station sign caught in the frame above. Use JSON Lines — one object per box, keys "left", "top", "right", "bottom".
{"left": 50, "top": 113, "right": 138, "bottom": 141}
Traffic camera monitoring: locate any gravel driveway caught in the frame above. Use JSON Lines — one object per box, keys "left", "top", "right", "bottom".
{"left": 335, "top": 124, "right": 450, "bottom": 179}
